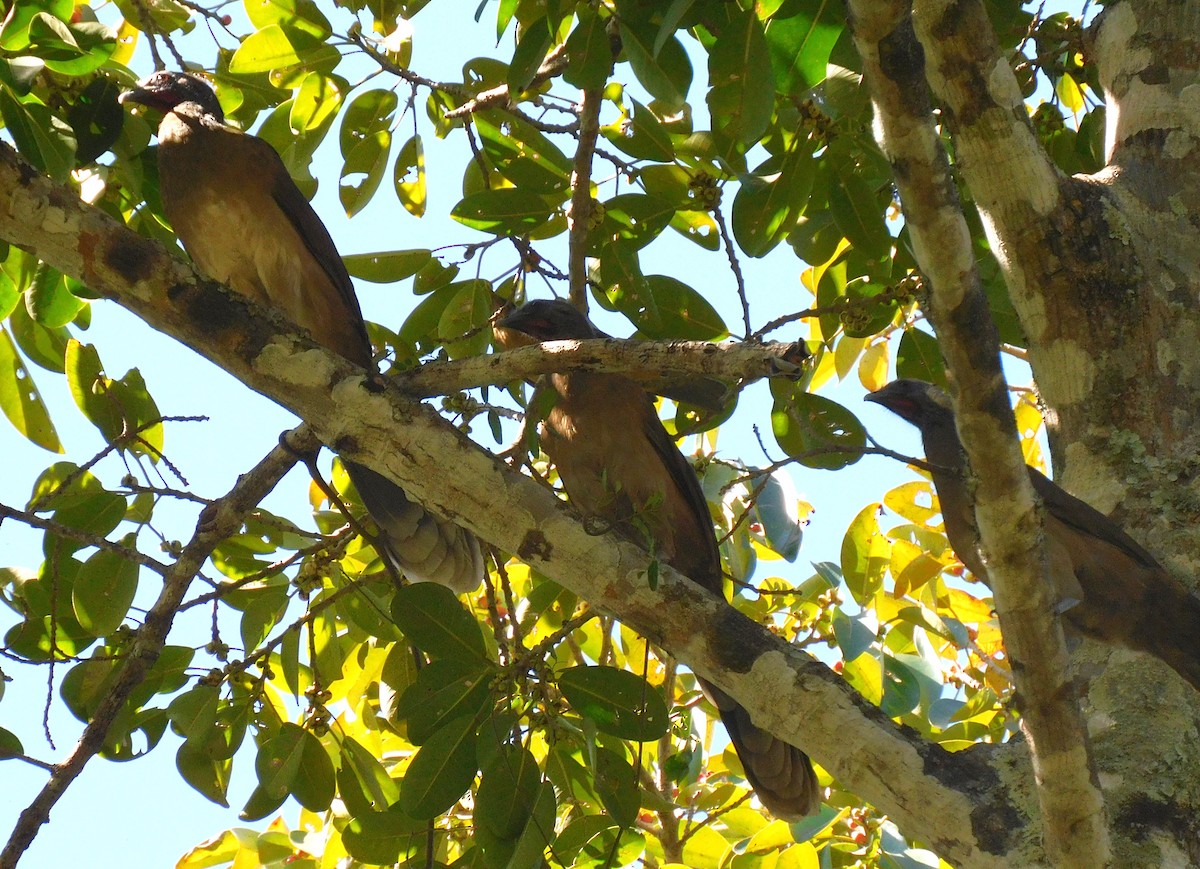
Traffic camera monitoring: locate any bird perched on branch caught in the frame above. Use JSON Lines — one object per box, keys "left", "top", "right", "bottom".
{"left": 120, "top": 71, "right": 482, "bottom": 592}
{"left": 867, "top": 378, "right": 1200, "bottom": 691}
{"left": 498, "top": 298, "right": 820, "bottom": 819}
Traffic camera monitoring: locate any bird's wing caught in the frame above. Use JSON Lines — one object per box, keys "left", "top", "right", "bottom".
{"left": 1027, "top": 467, "right": 1162, "bottom": 571}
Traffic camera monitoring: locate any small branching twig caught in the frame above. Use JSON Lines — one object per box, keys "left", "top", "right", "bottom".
{"left": 0, "top": 437, "right": 300, "bottom": 867}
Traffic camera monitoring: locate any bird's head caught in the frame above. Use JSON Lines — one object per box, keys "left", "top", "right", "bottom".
{"left": 496, "top": 299, "right": 598, "bottom": 343}
{"left": 864, "top": 379, "right": 954, "bottom": 428}
{"left": 119, "top": 71, "right": 224, "bottom": 122}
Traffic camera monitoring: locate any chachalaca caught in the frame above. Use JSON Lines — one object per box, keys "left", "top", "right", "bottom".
{"left": 867, "top": 378, "right": 1200, "bottom": 691}
{"left": 498, "top": 298, "right": 820, "bottom": 819}
{"left": 120, "top": 71, "right": 482, "bottom": 592}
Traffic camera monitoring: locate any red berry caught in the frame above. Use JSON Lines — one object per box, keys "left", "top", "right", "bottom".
{"left": 219, "top": 13, "right": 232, "bottom": 24}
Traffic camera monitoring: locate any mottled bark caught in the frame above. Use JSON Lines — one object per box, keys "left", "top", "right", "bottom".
{"left": 849, "top": 3, "right": 1110, "bottom": 865}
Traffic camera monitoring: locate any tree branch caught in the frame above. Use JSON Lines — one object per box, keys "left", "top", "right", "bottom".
{"left": 0, "top": 435, "right": 301, "bottom": 867}
{"left": 0, "top": 141, "right": 1024, "bottom": 867}
{"left": 394, "top": 337, "right": 807, "bottom": 400}
{"left": 848, "top": 5, "right": 1110, "bottom": 866}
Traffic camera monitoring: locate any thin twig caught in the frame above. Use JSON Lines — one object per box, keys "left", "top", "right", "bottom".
{"left": 0, "top": 439, "right": 299, "bottom": 867}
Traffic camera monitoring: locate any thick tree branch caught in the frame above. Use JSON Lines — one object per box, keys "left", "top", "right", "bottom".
{"left": 0, "top": 141, "right": 1027, "bottom": 866}
{"left": 394, "top": 337, "right": 807, "bottom": 399}
{"left": 849, "top": 5, "right": 1111, "bottom": 866}
{"left": 0, "top": 434, "right": 301, "bottom": 868}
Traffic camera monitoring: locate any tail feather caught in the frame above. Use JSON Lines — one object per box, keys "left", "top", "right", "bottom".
{"left": 702, "top": 679, "right": 820, "bottom": 819}
{"left": 1141, "top": 581, "right": 1200, "bottom": 693}
{"left": 345, "top": 461, "right": 484, "bottom": 593}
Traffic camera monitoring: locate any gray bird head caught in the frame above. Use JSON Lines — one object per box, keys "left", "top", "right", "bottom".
{"left": 497, "top": 299, "right": 599, "bottom": 342}
{"left": 119, "top": 71, "right": 224, "bottom": 123}
{"left": 864, "top": 379, "right": 954, "bottom": 429}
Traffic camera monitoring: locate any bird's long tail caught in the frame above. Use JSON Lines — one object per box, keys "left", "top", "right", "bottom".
{"left": 701, "top": 679, "right": 820, "bottom": 819}
{"left": 345, "top": 461, "right": 483, "bottom": 593}
{"left": 1141, "top": 581, "right": 1200, "bottom": 693}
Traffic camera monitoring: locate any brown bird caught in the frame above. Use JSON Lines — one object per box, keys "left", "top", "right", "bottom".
{"left": 867, "top": 379, "right": 1200, "bottom": 691}
{"left": 499, "top": 299, "right": 820, "bottom": 819}
{"left": 120, "top": 71, "right": 482, "bottom": 592}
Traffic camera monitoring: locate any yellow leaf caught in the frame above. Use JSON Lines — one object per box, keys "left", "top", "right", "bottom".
{"left": 941, "top": 587, "right": 995, "bottom": 626}
{"left": 1055, "top": 73, "right": 1084, "bottom": 114}
{"left": 808, "top": 345, "right": 836, "bottom": 391}
{"left": 858, "top": 342, "right": 889, "bottom": 391}
{"left": 112, "top": 19, "right": 138, "bottom": 67}
{"left": 883, "top": 480, "right": 940, "bottom": 526}
{"left": 833, "top": 335, "right": 865, "bottom": 381}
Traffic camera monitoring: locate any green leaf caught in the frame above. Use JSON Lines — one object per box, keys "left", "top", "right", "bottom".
{"left": 707, "top": 8, "right": 775, "bottom": 145}
{"left": 239, "top": 782, "right": 287, "bottom": 821}
{"left": 244, "top": 0, "right": 331, "bottom": 41}
{"left": 600, "top": 192, "right": 675, "bottom": 249}
{"left": 393, "top": 134, "right": 426, "bottom": 217}
{"left": 564, "top": 6, "right": 612, "bottom": 89}
{"left": 228, "top": 24, "right": 302, "bottom": 74}
{"left": 254, "top": 722, "right": 306, "bottom": 800}
{"left": 72, "top": 547, "right": 138, "bottom": 637}
{"left": 398, "top": 713, "right": 478, "bottom": 818}
{"left": 770, "top": 388, "right": 866, "bottom": 470}
{"left": 600, "top": 99, "right": 674, "bottom": 162}
{"left": 0, "top": 727, "right": 24, "bottom": 759}
{"left": 339, "top": 129, "right": 391, "bottom": 218}
{"left": 638, "top": 275, "right": 727, "bottom": 341}
{"left": 753, "top": 469, "right": 803, "bottom": 561}
{"left": 64, "top": 340, "right": 163, "bottom": 456}
{"left": 732, "top": 148, "right": 815, "bottom": 258}
{"left": 881, "top": 654, "right": 923, "bottom": 718}
{"left": 0, "top": 84, "right": 76, "bottom": 181}
{"left": 177, "top": 740, "right": 232, "bottom": 807}
{"left": 339, "top": 734, "right": 400, "bottom": 812}
{"left": 390, "top": 581, "right": 488, "bottom": 662}
{"left": 27, "top": 265, "right": 84, "bottom": 327}
{"left": 451, "top": 188, "right": 555, "bottom": 234}
{"left": 765, "top": 9, "right": 843, "bottom": 93}
{"left": 291, "top": 728, "right": 336, "bottom": 811}
{"left": 338, "top": 89, "right": 397, "bottom": 157}
{"left": 508, "top": 14, "right": 552, "bottom": 93}
{"left": 0, "top": 0, "right": 74, "bottom": 52}
{"left": 895, "top": 328, "right": 947, "bottom": 387}
{"left": 840, "top": 503, "right": 889, "bottom": 606}
{"left": 830, "top": 170, "right": 892, "bottom": 261}
{"left": 475, "top": 744, "right": 542, "bottom": 840}
{"left": 558, "top": 665, "right": 669, "bottom": 741}
{"left": 395, "top": 657, "right": 494, "bottom": 744}
{"left": 342, "top": 803, "right": 425, "bottom": 865}
{"left": 40, "top": 21, "right": 115, "bottom": 76}
{"left": 0, "top": 325, "right": 62, "bottom": 452}
{"left": 832, "top": 609, "right": 874, "bottom": 662}
{"left": 289, "top": 72, "right": 342, "bottom": 133}
{"left": 595, "top": 747, "right": 639, "bottom": 826}
{"left": 618, "top": 18, "right": 692, "bottom": 108}
{"left": 168, "top": 684, "right": 220, "bottom": 742}
{"left": 436, "top": 279, "right": 493, "bottom": 358}
{"left": 597, "top": 239, "right": 657, "bottom": 328}
{"left": 343, "top": 249, "right": 431, "bottom": 283}
{"left": 66, "top": 76, "right": 122, "bottom": 164}
{"left": 475, "top": 110, "right": 571, "bottom": 194}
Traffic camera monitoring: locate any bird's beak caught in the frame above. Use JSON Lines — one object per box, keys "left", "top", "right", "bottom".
{"left": 118, "top": 83, "right": 169, "bottom": 113}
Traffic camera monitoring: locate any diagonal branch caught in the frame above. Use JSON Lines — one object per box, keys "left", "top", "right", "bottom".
{"left": 848, "top": 4, "right": 1110, "bottom": 866}
{"left": 0, "top": 434, "right": 301, "bottom": 867}
{"left": 0, "top": 141, "right": 1025, "bottom": 866}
